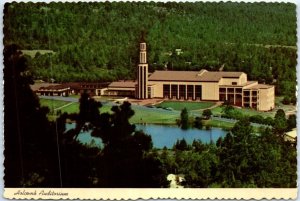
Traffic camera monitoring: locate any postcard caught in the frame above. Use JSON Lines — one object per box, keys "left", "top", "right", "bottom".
{"left": 2, "top": 0, "right": 297, "bottom": 199}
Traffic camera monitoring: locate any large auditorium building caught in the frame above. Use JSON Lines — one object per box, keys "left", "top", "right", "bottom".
{"left": 103, "top": 41, "right": 275, "bottom": 111}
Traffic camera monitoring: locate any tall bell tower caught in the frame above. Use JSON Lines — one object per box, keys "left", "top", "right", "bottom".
{"left": 136, "top": 38, "right": 148, "bottom": 99}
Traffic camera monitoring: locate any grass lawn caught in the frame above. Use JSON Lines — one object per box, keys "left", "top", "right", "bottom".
{"left": 59, "top": 103, "right": 113, "bottom": 114}
{"left": 59, "top": 103, "right": 79, "bottom": 113}
{"left": 130, "top": 108, "right": 179, "bottom": 124}
{"left": 236, "top": 107, "right": 274, "bottom": 117}
{"left": 203, "top": 119, "right": 234, "bottom": 130}
{"left": 211, "top": 106, "right": 274, "bottom": 118}
{"left": 155, "top": 101, "right": 215, "bottom": 111}
{"left": 40, "top": 99, "right": 71, "bottom": 110}
{"left": 41, "top": 99, "right": 180, "bottom": 124}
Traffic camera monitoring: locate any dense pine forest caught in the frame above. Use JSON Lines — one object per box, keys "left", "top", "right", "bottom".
{"left": 4, "top": 2, "right": 297, "bottom": 98}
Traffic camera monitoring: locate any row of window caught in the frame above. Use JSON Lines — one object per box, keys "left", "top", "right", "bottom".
{"left": 163, "top": 84, "right": 202, "bottom": 99}
{"left": 219, "top": 88, "right": 259, "bottom": 96}
{"left": 219, "top": 88, "right": 242, "bottom": 93}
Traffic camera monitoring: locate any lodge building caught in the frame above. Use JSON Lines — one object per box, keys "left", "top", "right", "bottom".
{"left": 104, "top": 40, "right": 275, "bottom": 111}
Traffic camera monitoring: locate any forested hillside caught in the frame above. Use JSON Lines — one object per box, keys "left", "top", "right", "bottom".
{"left": 4, "top": 2, "right": 297, "bottom": 97}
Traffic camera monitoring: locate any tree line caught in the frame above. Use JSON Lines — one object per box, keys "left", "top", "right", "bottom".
{"left": 167, "top": 117, "right": 296, "bottom": 187}
{"left": 178, "top": 104, "right": 296, "bottom": 132}
{"left": 4, "top": 2, "right": 297, "bottom": 98}
{"left": 4, "top": 45, "right": 296, "bottom": 188}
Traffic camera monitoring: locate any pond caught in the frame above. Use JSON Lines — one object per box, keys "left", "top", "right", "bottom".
{"left": 135, "top": 124, "right": 227, "bottom": 148}
{"left": 66, "top": 123, "right": 227, "bottom": 149}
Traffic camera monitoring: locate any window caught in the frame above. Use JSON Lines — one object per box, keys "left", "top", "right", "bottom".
{"left": 243, "top": 91, "right": 250, "bottom": 96}
{"left": 171, "top": 85, "right": 178, "bottom": 98}
{"left": 252, "top": 91, "right": 258, "bottom": 96}
{"left": 236, "top": 88, "right": 242, "bottom": 93}
{"left": 179, "top": 85, "right": 186, "bottom": 99}
{"left": 219, "top": 88, "right": 226, "bottom": 93}
{"left": 187, "top": 85, "right": 194, "bottom": 99}
{"left": 163, "top": 84, "right": 170, "bottom": 98}
{"left": 232, "top": 82, "right": 237, "bottom": 85}
{"left": 148, "top": 87, "right": 152, "bottom": 98}
{"left": 195, "top": 85, "right": 202, "bottom": 99}
{"left": 228, "top": 88, "right": 234, "bottom": 93}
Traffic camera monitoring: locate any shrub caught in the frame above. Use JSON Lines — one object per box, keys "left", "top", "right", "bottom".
{"left": 282, "top": 96, "right": 291, "bottom": 105}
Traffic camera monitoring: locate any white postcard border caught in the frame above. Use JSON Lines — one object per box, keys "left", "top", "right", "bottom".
{"left": 3, "top": 188, "right": 298, "bottom": 200}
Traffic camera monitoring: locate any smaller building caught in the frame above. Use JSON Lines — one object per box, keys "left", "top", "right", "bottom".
{"left": 32, "top": 82, "right": 110, "bottom": 97}
{"left": 36, "top": 85, "right": 71, "bottom": 97}
{"left": 67, "top": 82, "right": 110, "bottom": 96}
{"left": 102, "top": 80, "right": 136, "bottom": 97}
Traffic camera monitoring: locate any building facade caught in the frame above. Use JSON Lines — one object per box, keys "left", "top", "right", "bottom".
{"left": 105, "top": 41, "right": 275, "bottom": 111}
{"left": 33, "top": 40, "right": 275, "bottom": 111}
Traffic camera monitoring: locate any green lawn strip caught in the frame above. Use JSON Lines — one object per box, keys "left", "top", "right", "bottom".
{"left": 59, "top": 103, "right": 113, "bottom": 114}
{"left": 155, "top": 101, "right": 215, "bottom": 111}
{"left": 40, "top": 99, "right": 72, "bottom": 110}
{"left": 211, "top": 106, "right": 273, "bottom": 118}
{"left": 41, "top": 98, "right": 273, "bottom": 128}
{"left": 235, "top": 108, "right": 273, "bottom": 118}
{"left": 203, "top": 119, "right": 235, "bottom": 130}
{"left": 60, "top": 103, "right": 80, "bottom": 113}
{"left": 130, "top": 109, "right": 178, "bottom": 124}
{"left": 210, "top": 106, "right": 223, "bottom": 116}
{"left": 275, "top": 96, "right": 284, "bottom": 106}
{"left": 54, "top": 102, "right": 179, "bottom": 124}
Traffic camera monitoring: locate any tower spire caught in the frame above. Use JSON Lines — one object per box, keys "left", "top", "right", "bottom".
{"left": 136, "top": 37, "right": 148, "bottom": 99}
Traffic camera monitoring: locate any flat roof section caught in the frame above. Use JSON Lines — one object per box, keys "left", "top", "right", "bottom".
{"left": 39, "top": 85, "right": 70, "bottom": 90}
{"left": 148, "top": 70, "right": 244, "bottom": 82}
{"left": 30, "top": 83, "right": 61, "bottom": 91}
{"left": 247, "top": 83, "right": 274, "bottom": 90}
{"left": 108, "top": 80, "right": 137, "bottom": 89}
{"left": 220, "top": 81, "right": 257, "bottom": 88}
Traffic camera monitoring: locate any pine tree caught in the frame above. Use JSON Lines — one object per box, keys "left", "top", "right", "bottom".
{"left": 4, "top": 44, "right": 60, "bottom": 187}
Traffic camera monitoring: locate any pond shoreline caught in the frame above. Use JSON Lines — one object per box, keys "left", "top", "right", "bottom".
{"left": 66, "top": 123, "right": 227, "bottom": 149}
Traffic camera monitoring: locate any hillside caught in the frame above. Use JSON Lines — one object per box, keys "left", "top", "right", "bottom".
{"left": 4, "top": 2, "right": 297, "bottom": 97}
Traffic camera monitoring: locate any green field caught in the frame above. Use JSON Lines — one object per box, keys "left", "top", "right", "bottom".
{"left": 40, "top": 97, "right": 283, "bottom": 128}
{"left": 40, "top": 99, "right": 71, "bottom": 110}
{"left": 210, "top": 106, "right": 274, "bottom": 118}
{"left": 40, "top": 98, "right": 180, "bottom": 124}
{"left": 203, "top": 119, "right": 235, "bottom": 130}
{"left": 130, "top": 108, "right": 179, "bottom": 124}
{"left": 209, "top": 97, "right": 296, "bottom": 118}
{"left": 155, "top": 101, "right": 215, "bottom": 111}
{"left": 59, "top": 103, "right": 79, "bottom": 113}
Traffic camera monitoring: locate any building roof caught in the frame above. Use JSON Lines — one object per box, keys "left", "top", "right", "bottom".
{"left": 246, "top": 83, "right": 274, "bottom": 90}
{"left": 64, "top": 82, "right": 110, "bottom": 89}
{"left": 148, "top": 70, "right": 244, "bottom": 82}
{"left": 108, "top": 80, "right": 137, "bottom": 88}
{"left": 30, "top": 82, "right": 61, "bottom": 91}
{"left": 39, "top": 85, "right": 70, "bottom": 90}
